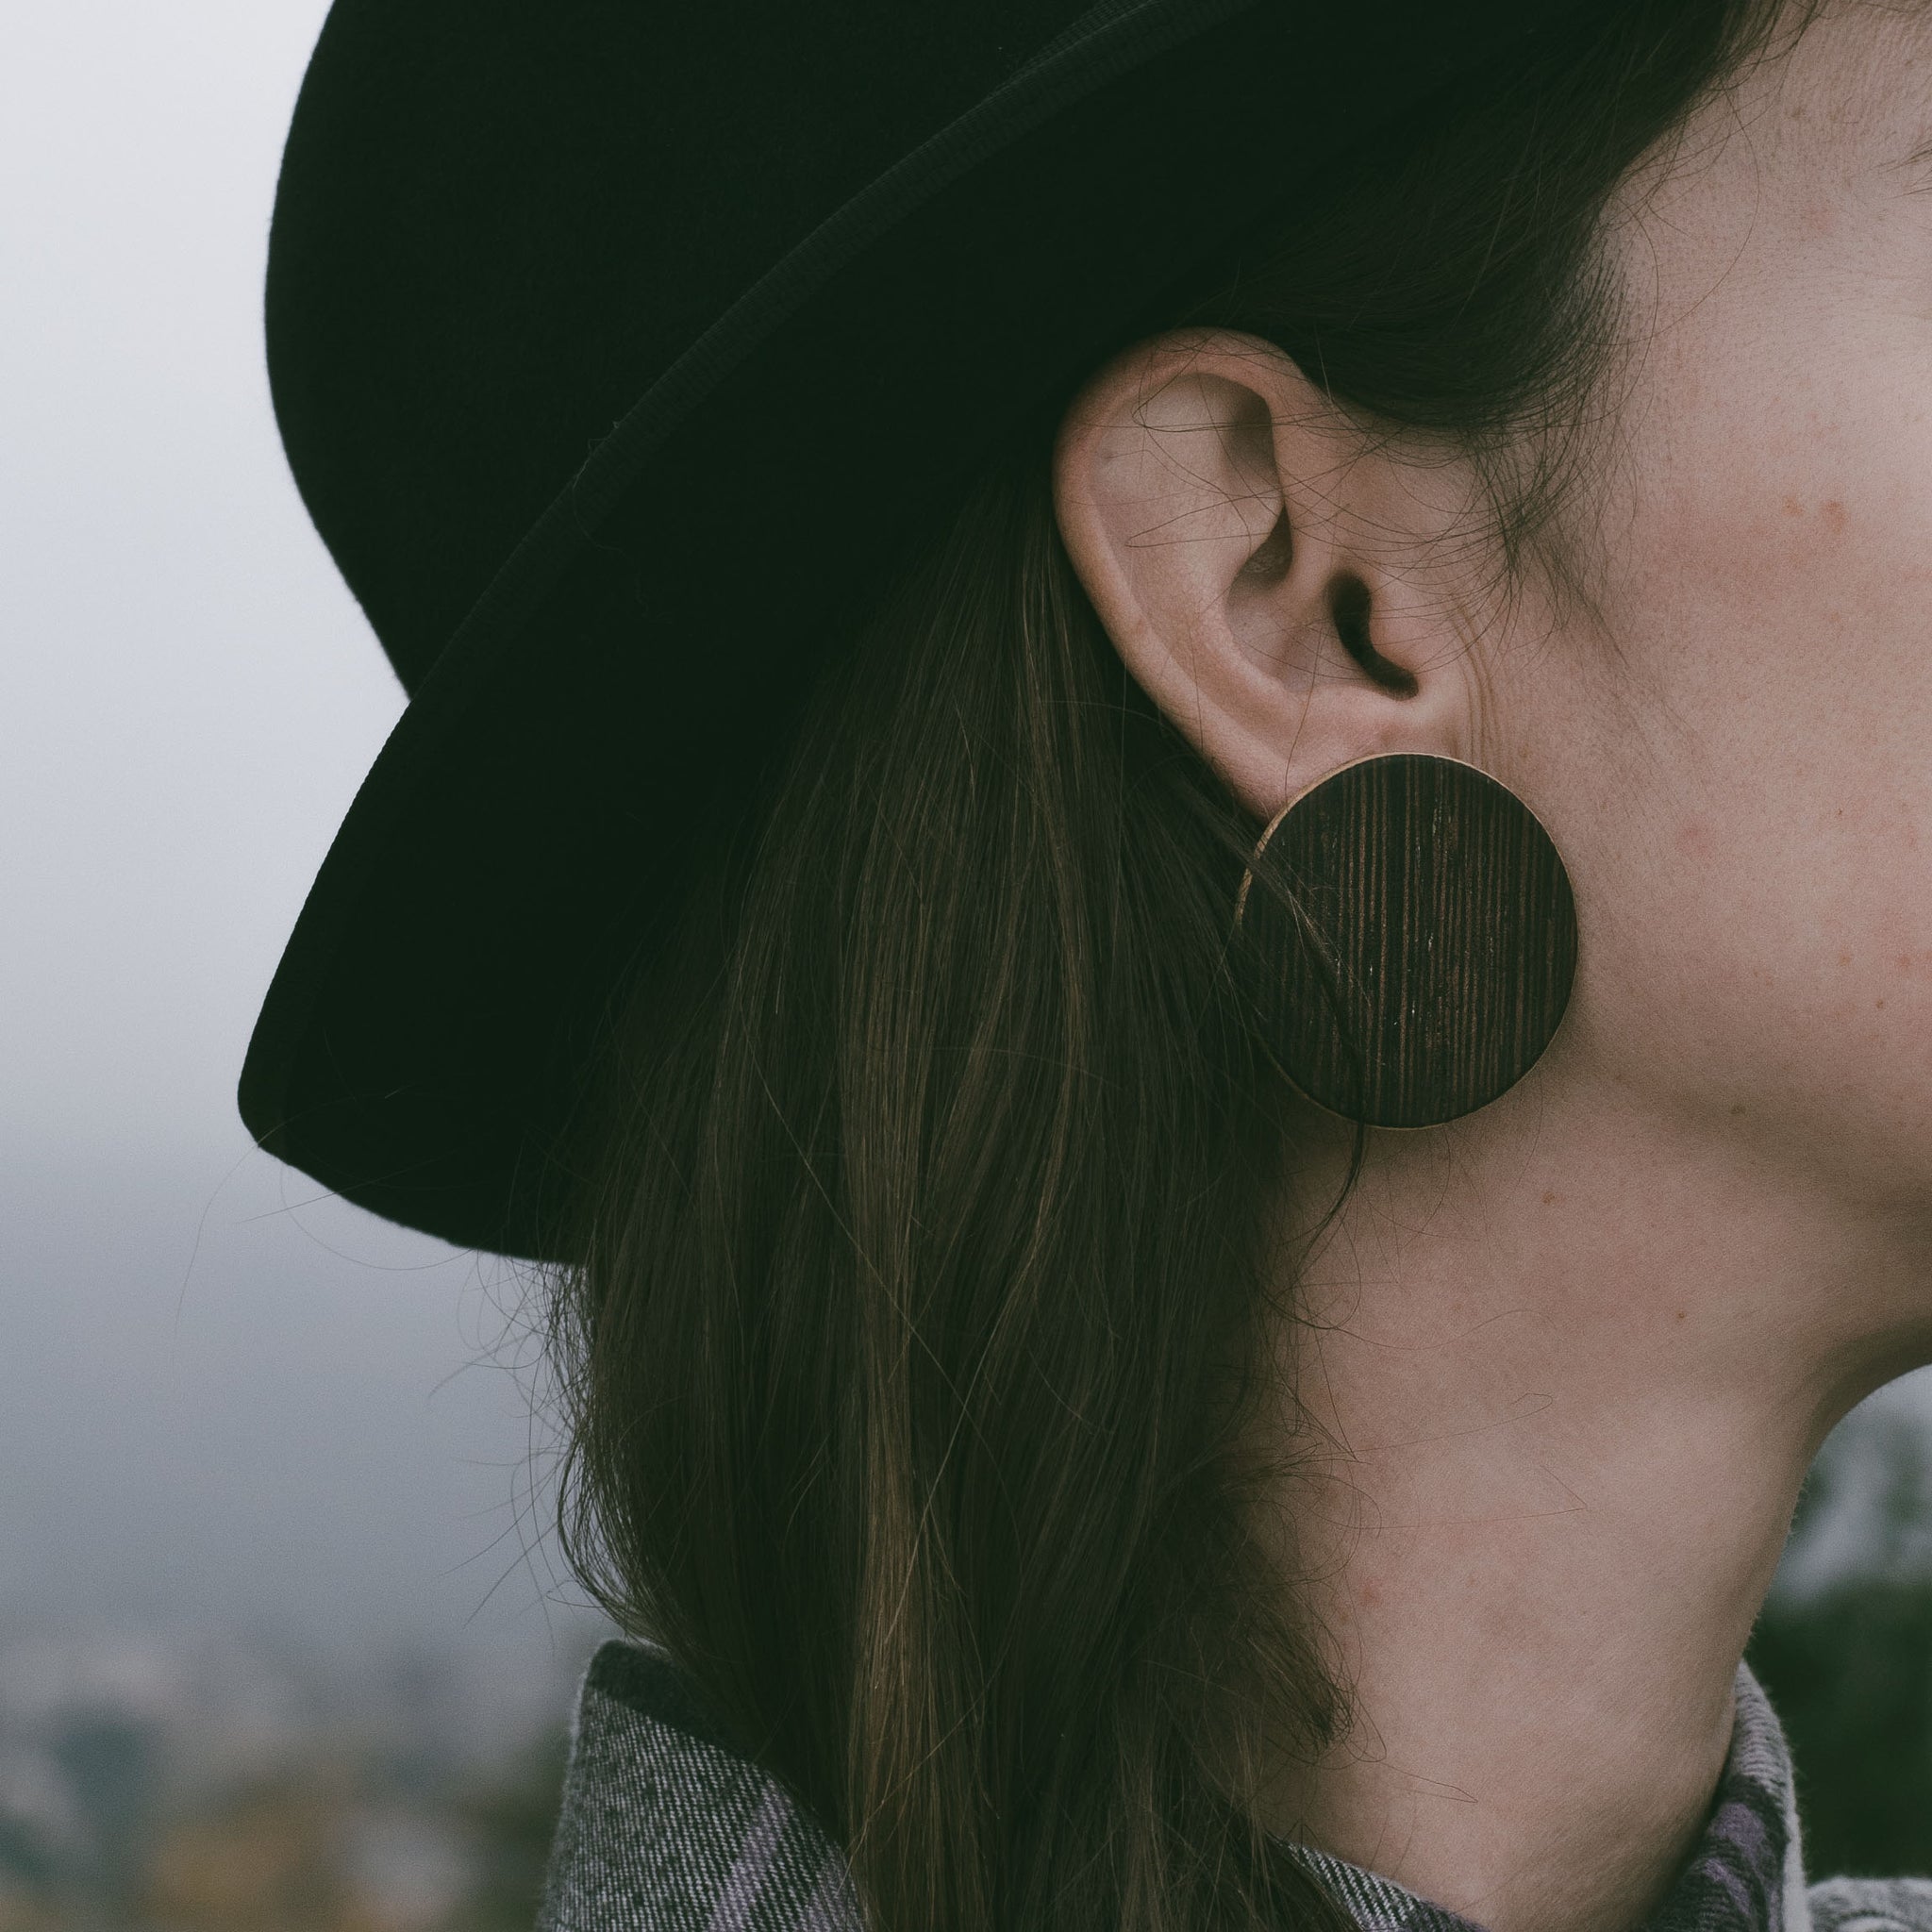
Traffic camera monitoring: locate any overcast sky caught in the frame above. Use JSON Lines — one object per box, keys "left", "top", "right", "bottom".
{"left": 1, "top": 3, "right": 608, "bottom": 1715}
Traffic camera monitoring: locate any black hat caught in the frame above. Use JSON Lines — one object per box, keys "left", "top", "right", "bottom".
{"left": 241, "top": 0, "right": 1591, "bottom": 1259}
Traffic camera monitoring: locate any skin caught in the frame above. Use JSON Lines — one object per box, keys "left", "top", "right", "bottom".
{"left": 1051, "top": 6, "right": 1932, "bottom": 1931}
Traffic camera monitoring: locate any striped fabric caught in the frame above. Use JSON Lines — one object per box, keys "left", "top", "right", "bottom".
{"left": 534, "top": 1644, "right": 864, "bottom": 1931}
{"left": 536, "top": 1641, "right": 1932, "bottom": 1932}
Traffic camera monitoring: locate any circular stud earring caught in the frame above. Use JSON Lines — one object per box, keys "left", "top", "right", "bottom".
{"left": 1233, "top": 753, "right": 1578, "bottom": 1128}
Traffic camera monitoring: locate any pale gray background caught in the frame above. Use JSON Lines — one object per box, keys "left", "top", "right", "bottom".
{"left": 2, "top": 0, "right": 608, "bottom": 1740}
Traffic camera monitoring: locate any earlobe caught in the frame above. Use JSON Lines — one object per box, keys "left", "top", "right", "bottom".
{"left": 1053, "top": 327, "right": 1476, "bottom": 824}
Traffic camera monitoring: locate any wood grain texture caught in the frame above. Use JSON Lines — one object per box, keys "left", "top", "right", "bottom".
{"left": 1234, "top": 754, "right": 1577, "bottom": 1127}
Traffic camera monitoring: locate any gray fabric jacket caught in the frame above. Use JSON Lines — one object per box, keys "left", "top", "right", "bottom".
{"left": 535, "top": 1639, "right": 1932, "bottom": 1932}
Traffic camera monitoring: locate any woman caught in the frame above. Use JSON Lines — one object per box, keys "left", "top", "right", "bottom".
{"left": 242, "top": 0, "right": 1932, "bottom": 1926}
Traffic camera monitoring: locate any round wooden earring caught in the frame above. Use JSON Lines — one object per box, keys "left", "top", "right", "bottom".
{"left": 1233, "top": 753, "right": 1577, "bottom": 1128}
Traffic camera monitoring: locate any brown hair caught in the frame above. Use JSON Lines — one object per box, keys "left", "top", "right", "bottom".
{"left": 540, "top": 4, "right": 1812, "bottom": 1926}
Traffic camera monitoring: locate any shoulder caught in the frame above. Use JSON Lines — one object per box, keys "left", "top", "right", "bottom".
{"left": 1811, "top": 1878, "right": 1932, "bottom": 1932}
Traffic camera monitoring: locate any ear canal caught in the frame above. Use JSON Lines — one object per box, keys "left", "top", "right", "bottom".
{"left": 1329, "top": 573, "right": 1418, "bottom": 697}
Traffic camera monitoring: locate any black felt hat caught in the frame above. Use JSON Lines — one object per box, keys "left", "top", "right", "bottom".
{"left": 241, "top": 0, "right": 1594, "bottom": 1259}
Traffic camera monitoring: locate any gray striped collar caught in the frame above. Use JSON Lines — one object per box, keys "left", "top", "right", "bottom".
{"left": 535, "top": 1642, "right": 863, "bottom": 1931}
{"left": 537, "top": 1645, "right": 1810, "bottom": 1932}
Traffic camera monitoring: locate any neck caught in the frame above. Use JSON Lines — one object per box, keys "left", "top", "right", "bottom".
{"left": 1249, "top": 1082, "right": 1932, "bottom": 1932}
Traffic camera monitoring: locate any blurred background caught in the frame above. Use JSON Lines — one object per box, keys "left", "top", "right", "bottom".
{"left": 2, "top": 5, "right": 614, "bottom": 1927}
{"left": 6, "top": 5, "right": 1932, "bottom": 1929}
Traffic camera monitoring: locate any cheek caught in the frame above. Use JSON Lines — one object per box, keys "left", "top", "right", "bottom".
{"left": 1559, "top": 425, "right": 1932, "bottom": 1178}
{"left": 1571, "top": 780, "right": 1932, "bottom": 1189}
{"left": 1545, "top": 104, "right": 1932, "bottom": 1174}
{"left": 1607, "top": 738, "right": 1932, "bottom": 1174}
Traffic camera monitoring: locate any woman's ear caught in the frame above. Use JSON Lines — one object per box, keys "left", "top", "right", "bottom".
{"left": 1052, "top": 327, "right": 1480, "bottom": 822}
